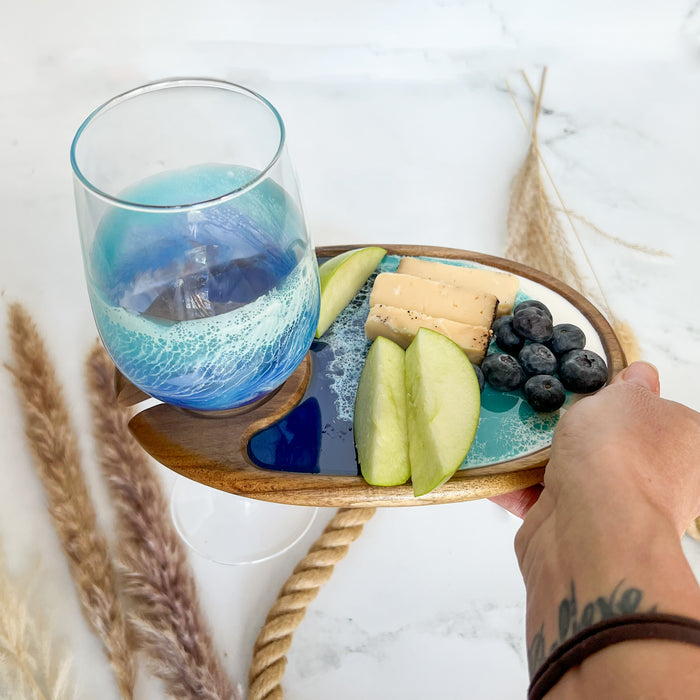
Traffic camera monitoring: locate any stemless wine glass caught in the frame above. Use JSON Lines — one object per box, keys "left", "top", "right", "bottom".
{"left": 71, "top": 78, "right": 320, "bottom": 563}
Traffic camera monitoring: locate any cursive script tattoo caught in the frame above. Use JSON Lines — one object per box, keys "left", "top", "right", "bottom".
{"left": 527, "top": 579, "right": 656, "bottom": 675}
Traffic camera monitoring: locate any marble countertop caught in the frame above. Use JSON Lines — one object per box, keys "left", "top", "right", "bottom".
{"left": 2, "top": 2, "right": 700, "bottom": 698}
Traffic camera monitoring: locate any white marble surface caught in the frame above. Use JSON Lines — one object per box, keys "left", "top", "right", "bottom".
{"left": 2, "top": 1, "right": 700, "bottom": 698}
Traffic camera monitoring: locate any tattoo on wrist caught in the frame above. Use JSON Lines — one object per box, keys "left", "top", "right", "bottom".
{"left": 528, "top": 579, "right": 656, "bottom": 675}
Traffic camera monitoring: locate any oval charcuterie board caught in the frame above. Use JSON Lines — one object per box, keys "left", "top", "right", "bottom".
{"left": 119, "top": 244, "right": 627, "bottom": 507}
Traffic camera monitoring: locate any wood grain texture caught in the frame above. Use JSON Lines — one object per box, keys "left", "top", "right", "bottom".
{"left": 121, "top": 244, "right": 627, "bottom": 508}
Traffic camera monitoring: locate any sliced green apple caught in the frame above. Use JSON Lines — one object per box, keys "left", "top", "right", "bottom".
{"left": 405, "top": 328, "right": 481, "bottom": 497}
{"left": 316, "top": 246, "right": 386, "bottom": 338}
{"left": 353, "top": 336, "right": 410, "bottom": 486}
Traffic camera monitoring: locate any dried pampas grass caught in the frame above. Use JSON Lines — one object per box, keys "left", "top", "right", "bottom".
{"left": 506, "top": 72, "right": 700, "bottom": 534}
{"left": 687, "top": 519, "right": 700, "bottom": 543}
{"left": 505, "top": 71, "right": 585, "bottom": 293}
{"left": 0, "top": 549, "right": 76, "bottom": 700}
{"left": 86, "top": 343, "right": 238, "bottom": 700}
{"left": 505, "top": 69, "right": 644, "bottom": 364}
{"left": 6, "top": 303, "right": 136, "bottom": 699}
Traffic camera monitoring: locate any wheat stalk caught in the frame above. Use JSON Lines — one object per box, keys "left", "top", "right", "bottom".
{"left": 85, "top": 343, "right": 238, "bottom": 700}
{"left": 505, "top": 69, "right": 642, "bottom": 363}
{"left": 0, "top": 550, "right": 76, "bottom": 700}
{"left": 504, "top": 68, "right": 586, "bottom": 293}
{"left": 6, "top": 303, "right": 136, "bottom": 699}
{"left": 555, "top": 209, "right": 671, "bottom": 258}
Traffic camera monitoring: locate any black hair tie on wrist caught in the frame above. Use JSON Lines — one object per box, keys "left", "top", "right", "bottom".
{"left": 528, "top": 612, "right": 700, "bottom": 700}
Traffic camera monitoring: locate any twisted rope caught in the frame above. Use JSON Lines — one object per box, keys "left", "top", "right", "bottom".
{"left": 248, "top": 507, "right": 376, "bottom": 699}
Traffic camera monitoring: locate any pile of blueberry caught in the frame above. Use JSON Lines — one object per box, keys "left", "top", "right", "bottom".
{"left": 474, "top": 300, "right": 609, "bottom": 413}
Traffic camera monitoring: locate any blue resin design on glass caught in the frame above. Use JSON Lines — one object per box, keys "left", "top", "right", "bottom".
{"left": 248, "top": 254, "right": 562, "bottom": 475}
{"left": 87, "top": 163, "right": 320, "bottom": 411}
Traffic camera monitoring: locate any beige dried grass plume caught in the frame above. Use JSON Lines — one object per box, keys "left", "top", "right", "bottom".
{"left": 6, "top": 303, "right": 136, "bottom": 699}
{"left": 505, "top": 71, "right": 700, "bottom": 538}
{"left": 0, "top": 549, "right": 76, "bottom": 700}
{"left": 504, "top": 68, "right": 645, "bottom": 363}
{"left": 687, "top": 518, "right": 700, "bottom": 543}
{"left": 85, "top": 343, "right": 238, "bottom": 700}
{"left": 505, "top": 72, "right": 585, "bottom": 294}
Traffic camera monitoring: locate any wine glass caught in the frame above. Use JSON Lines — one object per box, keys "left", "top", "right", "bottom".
{"left": 71, "top": 78, "right": 320, "bottom": 564}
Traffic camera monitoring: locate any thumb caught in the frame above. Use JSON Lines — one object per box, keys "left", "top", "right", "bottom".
{"left": 614, "top": 361, "right": 661, "bottom": 396}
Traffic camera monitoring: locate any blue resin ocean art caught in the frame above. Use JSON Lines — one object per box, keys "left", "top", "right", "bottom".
{"left": 247, "top": 254, "right": 563, "bottom": 476}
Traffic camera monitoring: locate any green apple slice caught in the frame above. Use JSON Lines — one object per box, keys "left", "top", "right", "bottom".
{"left": 353, "top": 336, "right": 410, "bottom": 486}
{"left": 316, "top": 246, "right": 386, "bottom": 338}
{"left": 405, "top": 328, "right": 481, "bottom": 497}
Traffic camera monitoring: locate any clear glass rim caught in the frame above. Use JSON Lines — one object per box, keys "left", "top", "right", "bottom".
{"left": 69, "top": 77, "right": 287, "bottom": 212}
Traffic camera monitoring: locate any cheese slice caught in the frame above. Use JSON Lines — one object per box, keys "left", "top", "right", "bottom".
{"left": 365, "top": 304, "right": 491, "bottom": 364}
{"left": 369, "top": 272, "right": 499, "bottom": 327}
{"left": 396, "top": 257, "right": 519, "bottom": 316}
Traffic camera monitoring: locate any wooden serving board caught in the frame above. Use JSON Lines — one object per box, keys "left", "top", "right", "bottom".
{"left": 118, "top": 244, "right": 627, "bottom": 508}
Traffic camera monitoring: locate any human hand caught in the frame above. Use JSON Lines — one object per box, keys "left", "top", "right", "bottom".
{"left": 492, "top": 361, "right": 700, "bottom": 530}
{"left": 494, "top": 362, "right": 700, "bottom": 692}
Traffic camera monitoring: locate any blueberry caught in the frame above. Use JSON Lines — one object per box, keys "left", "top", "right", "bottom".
{"left": 481, "top": 353, "right": 525, "bottom": 392}
{"left": 524, "top": 375, "right": 566, "bottom": 413}
{"left": 491, "top": 315, "right": 512, "bottom": 334}
{"left": 518, "top": 343, "right": 558, "bottom": 377}
{"left": 512, "top": 306, "right": 554, "bottom": 343}
{"left": 472, "top": 364, "right": 485, "bottom": 393}
{"left": 547, "top": 323, "right": 586, "bottom": 357}
{"left": 513, "top": 299, "right": 553, "bottom": 320}
{"left": 558, "top": 349, "right": 608, "bottom": 393}
{"left": 494, "top": 316, "right": 524, "bottom": 355}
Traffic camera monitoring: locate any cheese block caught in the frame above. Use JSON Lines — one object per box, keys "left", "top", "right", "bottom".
{"left": 369, "top": 272, "right": 499, "bottom": 327}
{"left": 396, "top": 257, "right": 519, "bottom": 316}
{"left": 365, "top": 304, "right": 491, "bottom": 364}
